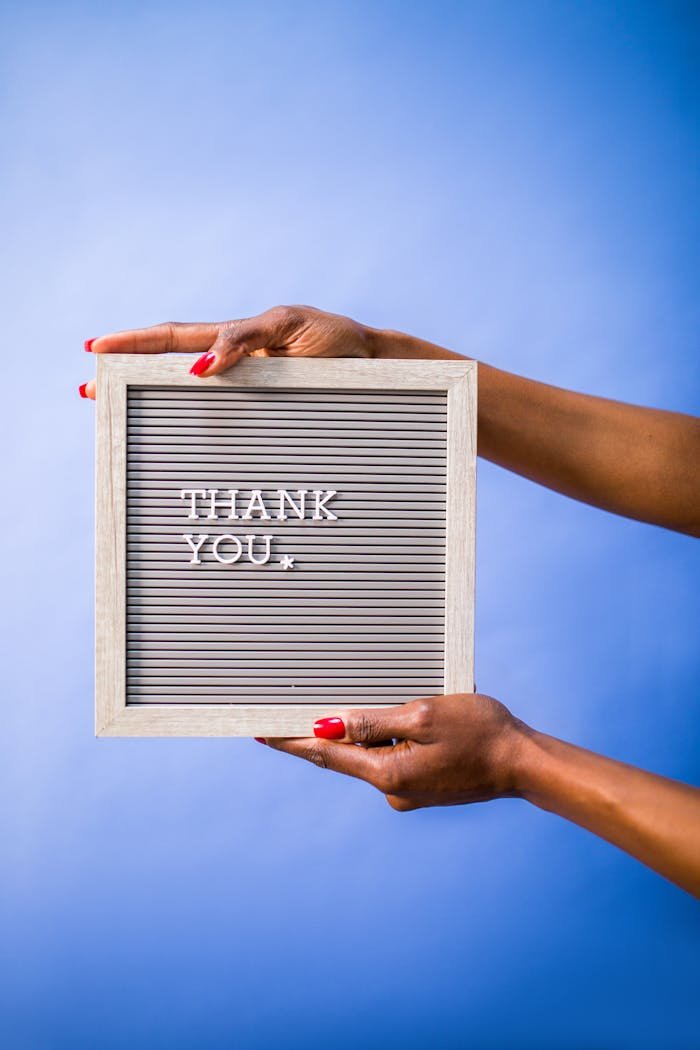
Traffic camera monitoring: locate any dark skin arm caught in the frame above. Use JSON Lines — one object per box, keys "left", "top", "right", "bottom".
{"left": 263, "top": 696, "right": 700, "bottom": 898}
{"left": 80, "top": 304, "right": 700, "bottom": 536}
{"left": 475, "top": 364, "right": 699, "bottom": 537}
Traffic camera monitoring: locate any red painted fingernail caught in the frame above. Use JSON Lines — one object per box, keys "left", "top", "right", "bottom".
{"left": 313, "top": 717, "right": 345, "bottom": 740}
{"left": 254, "top": 737, "right": 267, "bottom": 744}
{"left": 190, "top": 351, "right": 216, "bottom": 377}
{"left": 84, "top": 338, "right": 95, "bottom": 352}
{"left": 78, "top": 383, "right": 88, "bottom": 398}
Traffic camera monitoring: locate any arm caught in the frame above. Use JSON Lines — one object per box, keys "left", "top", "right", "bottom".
{"left": 263, "top": 695, "right": 700, "bottom": 897}
{"left": 366, "top": 327, "right": 700, "bottom": 537}
{"left": 79, "top": 305, "right": 700, "bottom": 536}
{"left": 520, "top": 727, "right": 700, "bottom": 894}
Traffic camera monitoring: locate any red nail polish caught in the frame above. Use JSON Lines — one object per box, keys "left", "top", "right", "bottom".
{"left": 254, "top": 737, "right": 267, "bottom": 744}
{"left": 79, "top": 383, "right": 88, "bottom": 398}
{"left": 313, "top": 717, "right": 345, "bottom": 740}
{"left": 84, "top": 338, "right": 95, "bottom": 352}
{"left": 190, "top": 351, "right": 216, "bottom": 377}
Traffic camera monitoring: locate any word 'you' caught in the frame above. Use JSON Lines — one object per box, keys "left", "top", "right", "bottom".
{"left": 179, "top": 487, "right": 340, "bottom": 570}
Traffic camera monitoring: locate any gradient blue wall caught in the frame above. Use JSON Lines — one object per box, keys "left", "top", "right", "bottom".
{"left": 1, "top": 2, "right": 698, "bottom": 1047}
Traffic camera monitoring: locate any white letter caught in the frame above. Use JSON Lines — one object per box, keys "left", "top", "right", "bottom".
{"left": 246, "top": 534, "right": 272, "bottom": 565}
{"left": 182, "top": 533, "right": 209, "bottom": 565}
{"left": 277, "top": 489, "right": 308, "bottom": 521}
{"left": 206, "top": 489, "right": 219, "bottom": 520}
{"left": 212, "top": 534, "right": 243, "bottom": 564}
{"left": 312, "top": 489, "right": 338, "bottom": 520}
{"left": 242, "top": 489, "right": 270, "bottom": 520}
{"left": 180, "top": 489, "right": 206, "bottom": 519}
{"left": 207, "top": 488, "right": 239, "bottom": 520}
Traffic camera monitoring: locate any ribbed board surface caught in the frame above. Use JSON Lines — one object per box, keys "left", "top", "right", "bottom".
{"left": 126, "top": 387, "right": 448, "bottom": 704}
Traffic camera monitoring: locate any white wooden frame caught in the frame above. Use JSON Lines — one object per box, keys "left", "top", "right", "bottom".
{"left": 95, "top": 355, "right": 477, "bottom": 736}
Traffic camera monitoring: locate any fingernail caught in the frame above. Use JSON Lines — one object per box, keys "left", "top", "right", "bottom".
{"left": 190, "top": 351, "right": 216, "bottom": 377}
{"left": 78, "top": 383, "right": 88, "bottom": 398}
{"left": 254, "top": 737, "right": 267, "bottom": 745}
{"left": 313, "top": 716, "right": 345, "bottom": 740}
{"left": 84, "top": 338, "right": 95, "bottom": 352}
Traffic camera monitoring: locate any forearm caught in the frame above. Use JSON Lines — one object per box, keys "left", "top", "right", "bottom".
{"left": 513, "top": 728, "right": 700, "bottom": 896}
{"left": 367, "top": 326, "right": 700, "bottom": 536}
{"left": 478, "top": 365, "right": 700, "bottom": 535}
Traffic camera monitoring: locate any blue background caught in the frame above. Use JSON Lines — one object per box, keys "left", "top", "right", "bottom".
{"left": 1, "top": 2, "right": 699, "bottom": 1047}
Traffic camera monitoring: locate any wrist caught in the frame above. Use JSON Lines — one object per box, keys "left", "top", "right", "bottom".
{"left": 363, "top": 325, "right": 468, "bottom": 362}
{"left": 504, "top": 722, "right": 549, "bottom": 799}
{"left": 360, "top": 324, "right": 385, "bottom": 359}
{"left": 509, "top": 727, "right": 586, "bottom": 813}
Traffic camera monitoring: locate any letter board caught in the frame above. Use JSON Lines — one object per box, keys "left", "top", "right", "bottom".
{"left": 95, "top": 356, "right": 476, "bottom": 736}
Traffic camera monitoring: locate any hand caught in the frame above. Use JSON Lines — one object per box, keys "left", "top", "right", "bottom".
{"left": 79, "top": 305, "right": 375, "bottom": 399}
{"left": 264, "top": 692, "right": 700, "bottom": 895}
{"left": 264, "top": 694, "right": 529, "bottom": 811}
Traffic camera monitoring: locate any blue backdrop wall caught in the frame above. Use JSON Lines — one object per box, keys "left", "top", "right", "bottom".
{"left": 1, "top": 2, "right": 698, "bottom": 1047}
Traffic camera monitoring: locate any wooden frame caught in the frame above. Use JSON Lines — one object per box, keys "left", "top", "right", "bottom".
{"left": 95, "top": 355, "right": 476, "bottom": 736}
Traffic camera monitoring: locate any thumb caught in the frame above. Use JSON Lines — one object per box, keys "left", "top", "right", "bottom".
{"left": 187, "top": 324, "right": 263, "bottom": 378}
{"left": 187, "top": 308, "right": 299, "bottom": 378}
{"left": 314, "top": 699, "right": 436, "bottom": 745}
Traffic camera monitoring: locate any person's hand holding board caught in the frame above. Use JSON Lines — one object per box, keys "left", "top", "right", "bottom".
{"left": 80, "top": 305, "right": 700, "bottom": 896}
